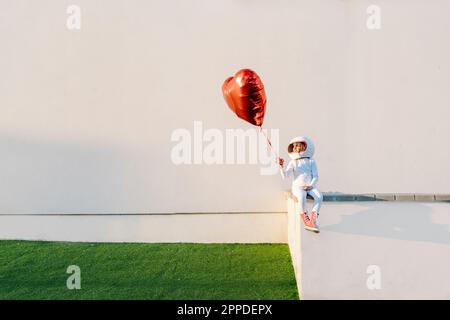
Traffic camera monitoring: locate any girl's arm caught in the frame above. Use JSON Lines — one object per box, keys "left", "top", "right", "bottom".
{"left": 280, "top": 160, "right": 294, "bottom": 179}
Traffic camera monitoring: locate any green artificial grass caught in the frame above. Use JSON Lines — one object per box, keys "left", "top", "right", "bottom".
{"left": 0, "top": 241, "right": 298, "bottom": 300}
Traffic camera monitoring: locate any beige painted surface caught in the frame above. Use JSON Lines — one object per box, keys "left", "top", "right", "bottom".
{"left": 1, "top": 0, "right": 449, "bottom": 214}
{"left": 0, "top": 213, "right": 287, "bottom": 243}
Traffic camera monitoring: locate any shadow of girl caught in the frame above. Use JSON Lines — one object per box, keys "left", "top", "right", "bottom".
{"left": 322, "top": 202, "right": 450, "bottom": 245}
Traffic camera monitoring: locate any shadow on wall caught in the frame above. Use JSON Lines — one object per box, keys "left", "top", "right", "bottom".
{"left": 322, "top": 202, "right": 450, "bottom": 245}
{"left": 0, "top": 133, "right": 163, "bottom": 214}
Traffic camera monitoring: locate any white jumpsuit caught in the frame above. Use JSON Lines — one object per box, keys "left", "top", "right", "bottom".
{"left": 281, "top": 157, "right": 323, "bottom": 213}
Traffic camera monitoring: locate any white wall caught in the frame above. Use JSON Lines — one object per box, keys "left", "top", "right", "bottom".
{"left": 1, "top": 0, "right": 449, "bottom": 214}
{"left": 344, "top": 0, "right": 450, "bottom": 194}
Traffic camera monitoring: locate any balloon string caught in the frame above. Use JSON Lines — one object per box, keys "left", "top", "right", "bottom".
{"left": 259, "top": 126, "right": 279, "bottom": 159}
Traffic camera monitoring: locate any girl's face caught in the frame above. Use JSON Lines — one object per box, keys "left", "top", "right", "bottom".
{"left": 293, "top": 142, "right": 306, "bottom": 153}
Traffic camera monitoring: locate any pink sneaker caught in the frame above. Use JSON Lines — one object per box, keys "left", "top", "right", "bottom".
{"left": 300, "top": 212, "right": 317, "bottom": 232}
{"left": 309, "top": 211, "right": 320, "bottom": 233}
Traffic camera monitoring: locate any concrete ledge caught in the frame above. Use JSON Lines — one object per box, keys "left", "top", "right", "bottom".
{"left": 323, "top": 194, "right": 356, "bottom": 201}
{"left": 285, "top": 191, "right": 450, "bottom": 202}
{"left": 435, "top": 194, "right": 450, "bottom": 201}
{"left": 414, "top": 194, "right": 436, "bottom": 202}
{"left": 395, "top": 194, "right": 415, "bottom": 201}
{"left": 375, "top": 194, "right": 396, "bottom": 201}
{"left": 289, "top": 199, "right": 450, "bottom": 299}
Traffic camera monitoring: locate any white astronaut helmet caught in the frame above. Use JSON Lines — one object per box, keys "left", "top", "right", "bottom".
{"left": 287, "top": 136, "right": 315, "bottom": 160}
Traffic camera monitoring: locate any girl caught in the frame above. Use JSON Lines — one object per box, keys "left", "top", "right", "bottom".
{"left": 278, "top": 136, "right": 323, "bottom": 233}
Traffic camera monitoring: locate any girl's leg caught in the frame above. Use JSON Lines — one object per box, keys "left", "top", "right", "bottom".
{"left": 292, "top": 188, "right": 307, "bottom": 213}
{"left": 293, "top": 188, "right": 315, "bottom": 230}
{"left": 308, "top": 188, "right": 323, "bottom": 213}
{"left": 307, "top": 188, "right": 322, "bottom": 233}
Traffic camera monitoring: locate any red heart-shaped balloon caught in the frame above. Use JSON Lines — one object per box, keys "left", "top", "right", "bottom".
{"left": 222, "top": 69, "right": 267, "bottom": 127}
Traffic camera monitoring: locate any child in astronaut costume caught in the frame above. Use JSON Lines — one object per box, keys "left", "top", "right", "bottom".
{"left": 278, "top": 137, "right": 323, "bottom": 233}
